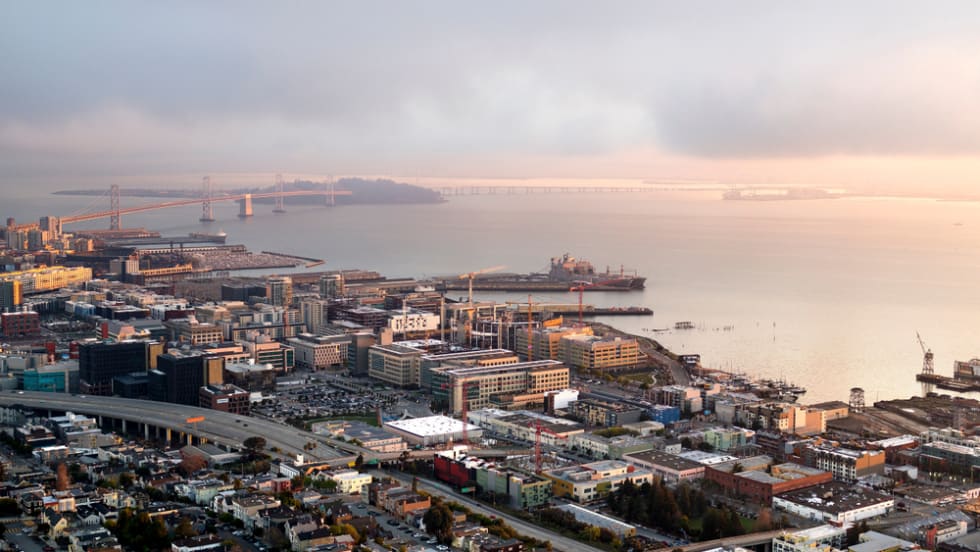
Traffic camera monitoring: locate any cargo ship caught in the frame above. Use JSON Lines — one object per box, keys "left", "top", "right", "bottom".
{"left": 437, "top": 254, "right": 646, "bottom": 292}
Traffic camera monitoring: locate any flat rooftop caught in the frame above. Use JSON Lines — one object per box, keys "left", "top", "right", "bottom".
{"left": 624, "top": 450, "right": 704, "bottom": 472}
{"left": 385, "top": 415, "right": 478, "bottom": 437}
{"left": 775, "top": 482, "right": 893, "bottom": 514}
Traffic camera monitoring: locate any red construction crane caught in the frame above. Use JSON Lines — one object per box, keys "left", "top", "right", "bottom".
{"left": 569, "top": 278, "right": 622, "bottom": 325}
{"left": 441, "top": 379, "right": 473, "bottom": 446}
{"left": 533, "top": 420, "right": 567, "bottom": 473}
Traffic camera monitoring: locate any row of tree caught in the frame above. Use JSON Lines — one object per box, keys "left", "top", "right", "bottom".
{"left": 606, "top": 479, "right": 748, "bottom": 541}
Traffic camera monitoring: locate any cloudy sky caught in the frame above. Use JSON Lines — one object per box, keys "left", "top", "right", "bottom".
{"left": 3, "top": 2, "right": 980, "bottom": 192}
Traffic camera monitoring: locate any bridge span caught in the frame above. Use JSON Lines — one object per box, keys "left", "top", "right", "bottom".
{"left": 60, "top": 187, "right": 352, "bottom": 228}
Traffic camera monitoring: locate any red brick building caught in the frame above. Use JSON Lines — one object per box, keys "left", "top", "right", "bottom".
{"left": 705, "top": 457, "right": 832, "bottom": 503}
{"left": 1, "top": 311, "right": 40, "bottom": 338}
{"left": 199, "top": 384, "right": 250, "bottom": 415}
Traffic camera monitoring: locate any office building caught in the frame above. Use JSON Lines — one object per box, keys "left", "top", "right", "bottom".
{"left": 368, "top": 343, "right": 424, "bottom": 388}
{"left": 78, "top": 341, "right": 152, "bottom": 395}
{"left": 543, "top": 460, "right": 654, "bottom": 503}
{"left": 288, "top": 333, "right": 350, "bottom": 371}
{"left": 514, "top": 326, "right": 593, "bottom": 361}
{"left": 1, "top": 311, "right": 40, "bottom": 337}
{"left": 199, "top": 384, "right": 250, "bottom": 415}
{"left": 152, "top": 352, "right": 222, "bottom": 406}
{"left": 559, "top": 334, "right": 640, "bottom": 373}
{"left": 430, "top": 360, "right": 570, "bottom": 414}
{"left": 265, "top": 276, "right": 293, "bottom": 307}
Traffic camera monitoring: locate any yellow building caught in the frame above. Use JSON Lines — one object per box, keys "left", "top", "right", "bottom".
{"left": 514, "top": 326, "right": 593, "bottom": 361}
{"left": 433, "top": 360, "right": 570, "bottom": 414}
{"left": 559, "top": 334, "right": 640, "bottom": 373}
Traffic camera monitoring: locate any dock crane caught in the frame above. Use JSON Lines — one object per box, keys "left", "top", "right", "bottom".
{"left": 917, "top": 331, "right": 935, "bottom": 396}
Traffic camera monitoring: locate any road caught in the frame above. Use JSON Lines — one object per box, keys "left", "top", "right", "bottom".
{"left": 382, "top": 470, "right": 604, "bottom": 552}
{"left": 680, "top": 529, "right": 786, "bottom": 552}
{"left": 0, "top": 391, "right": 358, "bottom": 461}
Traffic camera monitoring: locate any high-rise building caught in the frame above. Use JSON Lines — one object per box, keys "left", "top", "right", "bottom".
{"left": 300, "top": 299, "right": 330, "bottom": 335}
{"left": 266, "top": 276, "right": 293, "bottom": 307}
{"left": 0, "top": 281, "right": 22, "bottom": 311}
{"left": 319, "top": 274, "right": 344, "bottom": 299}
{"left": 78, "top": 341, "right": 151, "bottom": 395}
{"left": 153, "top": 352, "right": 223, "bottom": 406}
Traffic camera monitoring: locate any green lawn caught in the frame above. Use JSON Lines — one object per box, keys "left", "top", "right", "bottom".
{"left": 302, "top": 414, "right": 380, "bottom": 428}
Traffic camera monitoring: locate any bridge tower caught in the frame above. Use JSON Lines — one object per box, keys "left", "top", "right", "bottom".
{"left": 325, "top": 178, "right": 336, "bottom": 206}
{"left": 200, "top": 176, "right": 215, "bottom": 222}
{"left": 109, "top": 184, "right": 121, "bottom": 230}
{"left": 273, "top": 174, "right": 286, "bottom": 213}
{"left": 238, "top": 194, "right": 253, "bottom": 218}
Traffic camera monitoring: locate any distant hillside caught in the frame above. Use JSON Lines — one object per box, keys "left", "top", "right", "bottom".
{"left": 288, "top": 178, "right": 443, "bottom": 205}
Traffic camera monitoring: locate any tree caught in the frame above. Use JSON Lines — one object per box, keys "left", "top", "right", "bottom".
{"left": 175, "top": 517, "right": 197, "bottom": 539}
{"left": 0, "top": 498, "right": 20, "bottom": 517}
{"left": 56, "top": 463, "right": 70, "bottom": 491}
{"left": 119, "top": 472, "right": 135, "bottom": 489}
{"left": 177, "top": 455, "right": 207, "bottom": 477}
{"left": 243, "top": 436, "right": 267, "bottom": 455}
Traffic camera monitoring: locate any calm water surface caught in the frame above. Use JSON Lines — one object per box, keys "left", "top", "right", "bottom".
{"left": 8, "top": 189, "right": 980, "bottom": 403}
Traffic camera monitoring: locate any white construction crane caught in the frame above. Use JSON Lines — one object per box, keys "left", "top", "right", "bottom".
{"left": 458, "top": 265, "right": 506, "bottom": 311}
{"left": 458, "top": 265, "right": 505, "bottom": 344}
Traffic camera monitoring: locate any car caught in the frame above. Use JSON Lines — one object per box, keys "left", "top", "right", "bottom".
{"left": 413, "top": 533, "right": 423, "bottom": 538}
{"left": 437, "top": 546, "right": 449, "bottom": 551}
{"left": 386, "top": 520, "right": 399, "bottom": 526}
{"left": 427, "top": 538, "right": 438, "bottom": 544}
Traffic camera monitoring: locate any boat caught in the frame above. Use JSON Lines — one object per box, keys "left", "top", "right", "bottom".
{"left": 675, "top": 321, "right": 695, "bottom": 330}
{"left": 436, "top": 254, "right": 647, "bottom": 292}
{"left": 545, "top": 253, "right": 646, "bottom": 289}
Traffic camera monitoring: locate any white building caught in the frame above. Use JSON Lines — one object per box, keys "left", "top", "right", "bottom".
{"left": 384, "top": 415, "right": 482, "bottom": 446}
{"left": 772, "top": 525, "right": 846, "bottom": 552}
{"left": 324, "top": 470, "right": 373, "bottom": 495}
{"left": 772, "top": 482, "right": 894, "bottom": 524}
{"left": 388, "top": 309, "right": 440, "bottom": 336}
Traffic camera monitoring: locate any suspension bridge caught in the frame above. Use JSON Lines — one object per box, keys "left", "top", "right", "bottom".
{"left": 57, "top": 176, "right": 351, "bottom": 230}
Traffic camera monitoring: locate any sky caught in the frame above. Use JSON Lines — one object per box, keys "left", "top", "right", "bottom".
{"left": 2, "top": 2, "right": 980, "bottom": 193}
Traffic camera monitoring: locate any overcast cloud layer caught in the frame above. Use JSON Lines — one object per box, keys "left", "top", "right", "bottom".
{"left": 2, "top": 2, "right": 980, "bottom": 188}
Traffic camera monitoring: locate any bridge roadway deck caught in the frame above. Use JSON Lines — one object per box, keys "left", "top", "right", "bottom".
{"left": 0, "top": 391, "right": 366, "bottom": 461}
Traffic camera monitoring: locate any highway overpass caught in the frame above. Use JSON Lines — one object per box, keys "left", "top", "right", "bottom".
{"left": 0, "top": 391, "right": 364, "bottom": 462}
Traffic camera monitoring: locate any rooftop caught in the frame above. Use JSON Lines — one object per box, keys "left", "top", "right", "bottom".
{"left": 385, "top": 415, "right": 479, "bottom": 437}
{"left": 624, "top": 450, "right": 704, "bottom": 472}
{"left": 775, "top": 482, "right": 894, "bottom": 514}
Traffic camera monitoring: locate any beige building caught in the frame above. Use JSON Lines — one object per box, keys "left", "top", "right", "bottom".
{"left": 368, "top": 344, "right": 423, "bottom": 387}
{"left": 559, "top": 334, "right": 640, "bottom": 372}
{"left": 432, "top": 360, "right": 570, "bottom": 414}
{"left": 323, "top": 470, "right": 372, "bottom": 495}
{"left": 543, "top": 460, "right": 654, "bottom": 503}
{"left": 514, "top": 326, "right": 593, "bottom": 361}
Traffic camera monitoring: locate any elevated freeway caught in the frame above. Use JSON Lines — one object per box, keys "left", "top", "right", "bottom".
{"left": 0, "top": 391, "right": 364, "bottom": 461}
{"left": 0, "top": 392, "right": 533, "bottom": 466}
